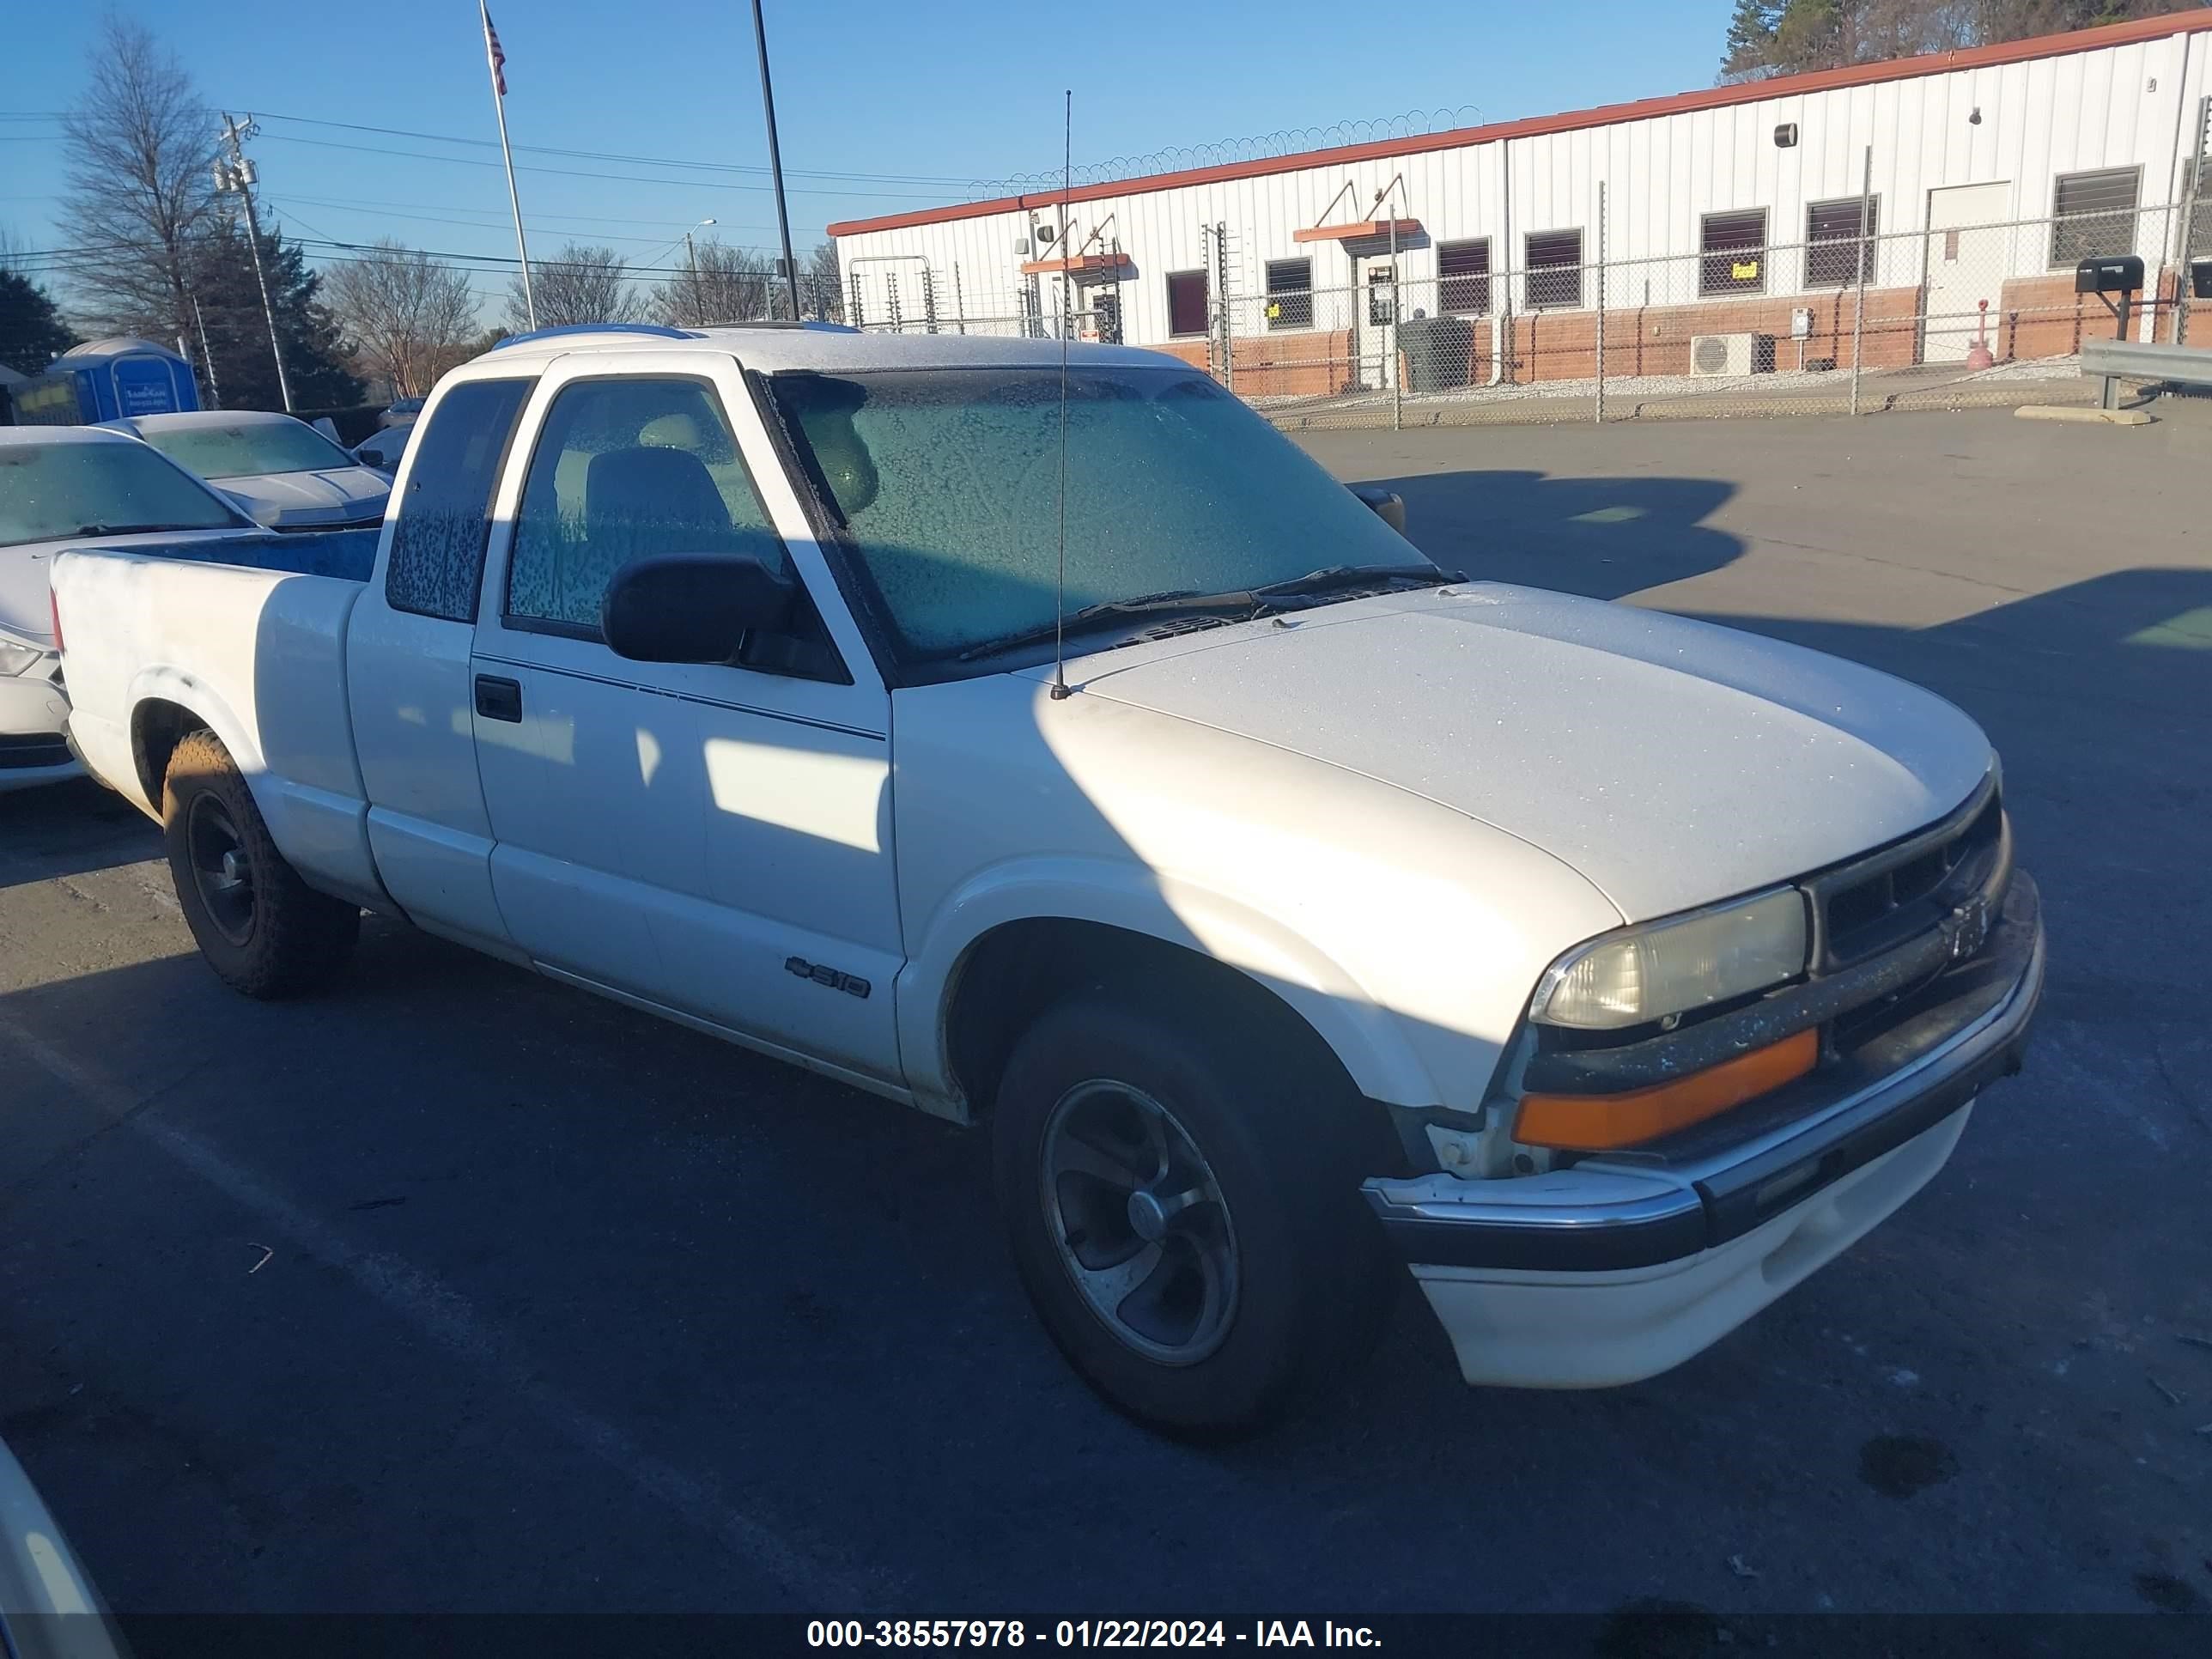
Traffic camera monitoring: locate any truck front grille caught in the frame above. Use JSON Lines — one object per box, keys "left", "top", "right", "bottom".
{"left": 1808, "top": 781, "right": 2006, "bottom": 971}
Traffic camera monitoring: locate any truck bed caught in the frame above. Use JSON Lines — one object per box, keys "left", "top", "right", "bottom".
{"left": 73, "top": 526, "right": 380, "bottom": 583}
{"left": 52, "top": 537, "right": 388, "bottom": 912}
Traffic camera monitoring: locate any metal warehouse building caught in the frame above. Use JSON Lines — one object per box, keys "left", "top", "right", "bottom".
{"left": 828, "top": 10, "right": 2212, "bottom": 401}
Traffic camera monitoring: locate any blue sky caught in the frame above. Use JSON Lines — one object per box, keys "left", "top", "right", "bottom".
{"left": 4, "top": 0, "right": 1734, "bottom": 310}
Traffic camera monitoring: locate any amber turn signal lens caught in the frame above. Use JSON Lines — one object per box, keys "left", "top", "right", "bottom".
{"left": 1516, "top": 1027, "right": 1820, "bottom": 1152}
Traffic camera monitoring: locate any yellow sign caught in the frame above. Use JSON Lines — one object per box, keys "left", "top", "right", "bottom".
{"left": 1732, "top": 260, "right": 1760, "bottom": 281}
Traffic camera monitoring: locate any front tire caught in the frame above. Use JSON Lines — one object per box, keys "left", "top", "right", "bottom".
{"left": 163, "top": 729, "right": 360, "bottom": 999}
{"left": 992, "top": 988, "right": 1394, "bottom": 1438}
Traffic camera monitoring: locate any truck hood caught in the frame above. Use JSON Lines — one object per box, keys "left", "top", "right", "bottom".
{"left": 1056, "top": 583, "right": 1993, "bottom": 922}
{"left": 215, "top": 467, "right": 390, "bottom": 529}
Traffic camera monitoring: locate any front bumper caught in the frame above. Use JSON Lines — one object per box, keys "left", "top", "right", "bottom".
{"left": 1364, "top": 872, "right": 2044, "bottom": 1388}
{"left": 0, "top": 675, "right": 82, "bottom": 793}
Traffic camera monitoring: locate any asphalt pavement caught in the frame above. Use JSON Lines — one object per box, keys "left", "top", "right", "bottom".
{"left": 2, "top": 404, "right": 2208, "bottom": 1623}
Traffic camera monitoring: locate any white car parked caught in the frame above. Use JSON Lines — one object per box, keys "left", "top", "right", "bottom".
{"left": 51, "top": 325, "right": 2043, "bottom": 1434}
{"left": 102, "top": 410, "right": 391, "bottom": 531}
{"left": 0, "top": 426, "right": 266, "bottom": 793}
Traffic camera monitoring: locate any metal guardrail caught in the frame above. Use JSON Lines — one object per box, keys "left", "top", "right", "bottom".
{"left": 2080, "top": 338, "right": 2212, "bottom": 381}
{"left": 2081, "top": 337, "right": 2212, "bottom": 410}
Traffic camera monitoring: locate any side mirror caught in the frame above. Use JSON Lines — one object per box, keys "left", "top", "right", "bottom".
{"left": 601, "top": 552, "right": 795, "bottom": 664}
{"left": 1350, "top": 483, "right": 1407, "bottom": 536}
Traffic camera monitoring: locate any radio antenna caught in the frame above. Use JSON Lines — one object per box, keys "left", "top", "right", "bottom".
{"left": 1049, "top": 88, "right": 1073, "bottom": 702}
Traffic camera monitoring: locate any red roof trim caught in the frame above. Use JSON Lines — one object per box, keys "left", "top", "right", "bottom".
{"left": 827, "top": 9, "right": 2212, "bottom": 239}
{"left": 1291, "top": 217, "right": 1425, "bottom": 243}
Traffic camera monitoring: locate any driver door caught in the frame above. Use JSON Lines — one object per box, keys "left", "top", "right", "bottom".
{"left": 470, "top": 354, "right": 903, "bottom": 1085}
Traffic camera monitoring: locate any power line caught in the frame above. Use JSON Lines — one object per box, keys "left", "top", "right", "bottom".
{"left": 246, "top": 130, "right": 947, "bottom": 200}
{"left": 0, "top": 105, "right": 973, "bottom": 187}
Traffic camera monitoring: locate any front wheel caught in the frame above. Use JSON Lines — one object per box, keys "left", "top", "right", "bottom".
{"left": 992, "top": 988, "right": 1394, "bottom": 1438}
{"left": 163, "top": 729, "right": 360, "bottom": 999}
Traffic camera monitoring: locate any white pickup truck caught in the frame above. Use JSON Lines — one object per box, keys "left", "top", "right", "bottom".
{"left": 53, "top": 323, "right": 2044, "bottom": 1436}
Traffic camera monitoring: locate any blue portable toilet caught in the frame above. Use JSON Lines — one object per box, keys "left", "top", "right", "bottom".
{"left": 29, "top": 336, "right": 203, "bottom": 423}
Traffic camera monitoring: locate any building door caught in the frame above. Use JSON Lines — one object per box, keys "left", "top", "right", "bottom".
{"left": 1923, "top": 182, "right": 2011, "bottom": 364}
{"left": 1354, "top": 252, "right": 1401, "bottom": 389}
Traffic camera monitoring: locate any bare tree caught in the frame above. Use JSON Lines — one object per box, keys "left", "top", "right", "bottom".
{"left": 505, "top": 243, "right": 641, "bottom": 331}
{"left": 657, "top": 239, "right": 772, "bottom": 325}
{"left": 323, "top": 239, "right": 480, "bottom": 399}
{"left": 806, "top": 241, "right": 844, "bottom": 323}
{"left": 58, "top": 16, "right": 218, "bottom": 348}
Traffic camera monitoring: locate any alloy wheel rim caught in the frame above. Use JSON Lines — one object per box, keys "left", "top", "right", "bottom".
{"left": 1038, "top": 1080, "right": 1240, "bottom": 1366}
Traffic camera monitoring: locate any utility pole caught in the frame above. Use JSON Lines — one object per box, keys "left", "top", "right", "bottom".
{"left": 191, "top": 295, "right": 221, "bottom": 409}
{"left": 683, "top": 216, "right": 715, "bottom": 325}
{"left": 747, "top": 0, "right": 803, "bottom": 322}
{"left": 216, "top": 113, "right": 293, "bottom": 412}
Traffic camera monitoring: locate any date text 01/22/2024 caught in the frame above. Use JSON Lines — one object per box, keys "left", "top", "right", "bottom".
{"left": 805, "top": 1621, "right": 1382, "bottom": 1649}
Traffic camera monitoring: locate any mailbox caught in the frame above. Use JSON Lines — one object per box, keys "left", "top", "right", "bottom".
{"left": 2192, "top": 257, "right": 2212, "bottom": 301}
{"left": 2075, "top": 254, "right": 2144, "bottom": 295}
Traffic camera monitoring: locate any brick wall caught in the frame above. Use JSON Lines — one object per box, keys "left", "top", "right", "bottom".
{"left": 1999, "top": 268, "right": 2211, "bottom": 358}
{"left": 1390, "top": 288, "right": 1922, "bottom": 386}
{"left": 1154, "top": 328, "right": 1357, "bottom": 397}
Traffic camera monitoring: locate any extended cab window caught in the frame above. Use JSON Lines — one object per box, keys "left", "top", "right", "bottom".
{"left": 383, "top": 378, "right": 532, "bottom": 621}
{"left": 507, "top": 378, "right": 785, "bottom": 633}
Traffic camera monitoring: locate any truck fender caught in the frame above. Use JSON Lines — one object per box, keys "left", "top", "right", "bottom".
{"left": 125, "top": 665, "right": 270, "bottom": 811}
{"left": 896, "top": 855, "right": 1445, "bottom": 1115}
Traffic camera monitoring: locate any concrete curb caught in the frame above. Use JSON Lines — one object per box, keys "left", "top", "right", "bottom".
{"left": 1267, "top": 377, "right": 2094, "bottom": 433}
{"left": 2014, "top": 404, "right": 2156, "bottom": 425}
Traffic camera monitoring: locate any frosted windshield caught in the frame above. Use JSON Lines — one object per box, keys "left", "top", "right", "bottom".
{"left": 770, "top": 367, "right": 1415, "bottom": 663}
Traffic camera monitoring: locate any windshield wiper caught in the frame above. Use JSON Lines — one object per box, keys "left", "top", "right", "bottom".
{"left": 72, "top": 522, "right": 218, "bottom": 537}
{"left": 956, "top": 589, "right": 1261, "bottom": 662}
{"left": 1249, "top": 562, "right": 1459, "bottom": 605}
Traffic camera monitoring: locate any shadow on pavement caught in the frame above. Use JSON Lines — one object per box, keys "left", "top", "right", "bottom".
{"left": 0, "top": 780, "right": 161, "bottom": 891}
{"left": 1366, "top": 468, "right": 1745, "bottom": 599}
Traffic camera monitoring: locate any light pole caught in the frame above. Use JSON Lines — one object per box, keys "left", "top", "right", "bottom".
{"left": 746, "top": 0, "right": 803, "bottom": 322}
{"left": 683, "top": 216, "right": 716, "bottom": 324}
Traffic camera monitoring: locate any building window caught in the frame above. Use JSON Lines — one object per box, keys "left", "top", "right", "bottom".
{"left": 1166, "top": 269, "right": 1209, "bottom": 337}
{"left": 1264, "top": 258, "right": 1313, "bottom": 329}
{"left": 1524, "top": 229, "right": 1583, "bottom": 310}
{"left": 1700, "top": 210, "right": 1767, "bottom": 296}
{"left": 1437, "top": 239, "right": 1492, "bottom": 315}
{"left": 1805, "top": 196, "right": 1879, "bottom": 288}
{"left": 2050, "top": 167, "right": 2141, "bottom": 269}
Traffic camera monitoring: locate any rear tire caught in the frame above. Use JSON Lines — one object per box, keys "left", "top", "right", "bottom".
{"left": 163, "top": 728, "right": 360, "bottom": 999}
{"left": 992, "top": 987, "right": 1395, "bottom": 1439}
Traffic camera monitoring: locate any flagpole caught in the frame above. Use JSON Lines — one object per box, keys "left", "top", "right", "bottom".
{"left": 481, "top": 0, "right": 535, "bottom": 329}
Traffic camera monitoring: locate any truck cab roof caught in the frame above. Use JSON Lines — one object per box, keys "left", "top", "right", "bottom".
{"left": 459, "top": 324, "right": 1179, "bottom": 379}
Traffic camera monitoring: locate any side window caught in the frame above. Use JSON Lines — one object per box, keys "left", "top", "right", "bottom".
{"left": 382, "top": 378, "right": 532, "bottom": 621}
{"left": 507, "top": 377, "right": 784, "bottom": 635}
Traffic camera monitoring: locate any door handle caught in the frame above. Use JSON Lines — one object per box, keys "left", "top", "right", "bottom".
{"left": 474, "top": 674, "right": 523, "bottom": 723}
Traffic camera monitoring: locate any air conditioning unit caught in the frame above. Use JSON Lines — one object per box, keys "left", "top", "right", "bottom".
{"left": 1690, "top": 332, "right": 1753, "bottom": 376}
{"left": 1689, "top": 332, "right": 1777, "bottom": 376}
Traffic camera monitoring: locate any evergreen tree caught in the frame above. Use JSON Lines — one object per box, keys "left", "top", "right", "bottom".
{"left": 189, "top": 217, "right": 361, "bottom": 410}
{"left": 0, "top": 266, "right": 78, "bottom": 378}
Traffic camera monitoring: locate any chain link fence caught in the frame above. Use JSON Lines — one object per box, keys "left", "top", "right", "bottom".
{"left": 851, "top": 185, "right": 2210, "bottom": 428}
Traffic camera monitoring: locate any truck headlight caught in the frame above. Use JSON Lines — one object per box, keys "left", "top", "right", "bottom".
{"left": 0, "top": 636, "right": 44, "bottom": 678}
{"left": 1531, "top": 888, "right": 1809, "bottom": 1030}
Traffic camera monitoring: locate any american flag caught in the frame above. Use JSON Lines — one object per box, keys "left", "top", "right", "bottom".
{"left": 482, "top": 4, "right": 507, "bottom": 96}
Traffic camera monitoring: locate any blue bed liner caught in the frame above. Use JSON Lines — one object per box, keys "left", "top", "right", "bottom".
{"left": 88, "top": 527, "right": 380, "bottom": 583}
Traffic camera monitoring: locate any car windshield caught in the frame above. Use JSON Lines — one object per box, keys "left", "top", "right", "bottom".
{"left": 0, "top": 440, "right": 247, "bottom": 548}
{"left": 769, "top": 366, "right": 1426, "bottom": 669}
{"left": 136, "top": 418, "right": 357, "bottom": 479}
